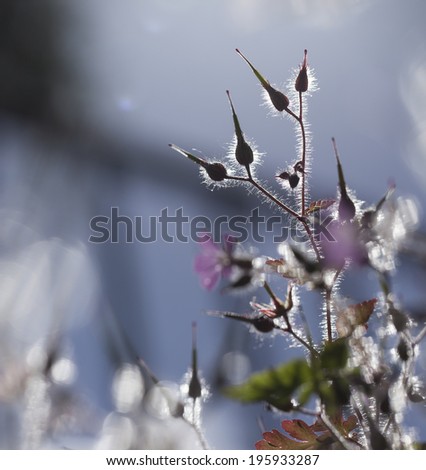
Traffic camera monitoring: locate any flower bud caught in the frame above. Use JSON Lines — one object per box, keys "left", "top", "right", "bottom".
{"left": 295, "top": 49, "right": 309, "bottom": 93}
{"left": 236, "top": 49, "right": 289, "bottom": 111}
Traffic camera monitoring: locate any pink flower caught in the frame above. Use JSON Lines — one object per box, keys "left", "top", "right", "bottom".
{"left": 194, "top": 235, "right": 236, "bottom": 291}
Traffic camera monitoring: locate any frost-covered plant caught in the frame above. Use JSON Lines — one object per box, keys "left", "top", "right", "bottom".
{"left": 168, "top": 49, "right": 425, "bottom": 450}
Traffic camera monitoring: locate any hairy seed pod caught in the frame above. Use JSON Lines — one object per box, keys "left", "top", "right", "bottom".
{"left": 253, "top": 316, "right": 275, "bottom": 333}
{"left": 295, "top": 49, "right": 309, "bottom": 93}
{"left": 235, "top": 139, "right": 254, "bottom": 166}
{"left": 265, "top": 84, "right": 289, "bottom": 111}
{"left": 289, "top": 173, "right": 300, "bottom": 189}
{"left": 206, "top": 162, "right": 228, "bottom": 181}
{"left": 226, "top": 90, "right": 254, "bottom": 168}
{"left": 236, "top": 49, "right": 289, "bottom": 111}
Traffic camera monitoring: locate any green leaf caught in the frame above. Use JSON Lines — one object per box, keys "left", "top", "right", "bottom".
{"left": 320, "top": 338, "right": 348, "bottom": 371}
{"left": 225, "top": 359, "right": 312, "bottom": 411}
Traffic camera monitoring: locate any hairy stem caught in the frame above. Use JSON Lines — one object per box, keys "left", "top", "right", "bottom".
{"left": 226, "top": 175, "right": 321, "bottom": 260}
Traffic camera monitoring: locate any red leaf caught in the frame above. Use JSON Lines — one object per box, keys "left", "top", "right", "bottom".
{"left": 256, "top": 415, "right": 361, "bottom": 450}
{"left": 306, "top": 199, "right": 336, "bottom": 215}
{"left": 281, "top": 419, "right": 317, "bottom": 442}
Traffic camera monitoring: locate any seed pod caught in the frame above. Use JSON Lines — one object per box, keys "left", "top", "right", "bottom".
{"left": 276, "top": 171, "right": 299, "bottom": 189}
{"left": 252, "top": 316, "right": 275, "bottom": 333}
{"left": 397, "top": 337, "right": 411, "bottom": 362}
{"left": 206, "top": 162, "right": 227, "bottom": 181}
{"left": 332, "top": 138, "right": 356, "bottom": 222}
{"left": 211, "top": 311, "right": 274, "bottom": 334}
{"left": 265, "top": 84, "right": 290, "bottom": 111}
{"left": 169, "top": 144, "right": 229, "bottom": 183}
{"left": 236, "top": 49, "right": 289, "bottom": 111}
{"left": 235, "top": 140, "right": 254, "bottom": 167}
{"left": 226, "top": 90, "right": 254, "bottom": 168}
{"left": 188, "top": 322, "right": 202, "bottom": 400}
{"left": 289, "top": 173, "right": 300, "bottom": 189}
{"left": 295, "top": 49, "right": 309, "bottom": 93}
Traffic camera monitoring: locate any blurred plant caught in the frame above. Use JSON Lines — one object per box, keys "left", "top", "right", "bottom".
{"left": 169, "top": 48, "right": 426, "bottom": 450}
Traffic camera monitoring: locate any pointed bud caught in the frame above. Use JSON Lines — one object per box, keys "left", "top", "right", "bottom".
{"left": 209, "top": 311, "right": 275, "bottom": 333}
{"left": 277, "top": 171, "right": 290, "bottom": 180}
{"left": 295, "top": 49, "right": 309, "bottom": 93}
{"left": 332, "top": 138, "right": 356, "bottom": 222}
{"left": 236, "top": 49, "right": 289, "bottom": 111}
{"left": 169, "top": 144, "right": 228, "bottom": 182}
{"left": 188, "top": 322, "right": 202, "bottom": 401}
{"left": 226, "top": 90, "right": 254, "bottom": 168}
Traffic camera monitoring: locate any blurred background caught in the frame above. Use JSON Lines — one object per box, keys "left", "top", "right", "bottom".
{"left": 0, "top": 0, "right": 426, "bottom": 449}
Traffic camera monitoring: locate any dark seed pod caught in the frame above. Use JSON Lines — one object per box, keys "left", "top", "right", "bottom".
{"left": 332, "top": 138, "right": 356, "bottom": 222}
{"left": 397, "top": 338, "right": 411, "bottom": 362}
{"left": 293, "top": 161, "right": 304, "bottom": 173}
{"left": 189, "top": 322, "right": 202, "bottom": 400}
{"left": 277, "top": 171, "right": 290, "bottom": 180}
{"left": 235, "top": 139, "right": 254, "bottom": 166}
{"left": 236, "top": 49, "right": 289, "bottom": 112}
{"left": 252, "top": 316, "right": 275, "bottom": 333}
{"left": 289, "top": 173, "right": 300, "bottom": 189}
{"left": 206, "top": 162, "right": 227, "bottom": 181}
{"left": 295, "top": 49, "right": 309, "bottom": 93}
{"left": 188, "top": 371, "right": 202, "bottom": 400}
{"left": 338, "top": 194, "right": 356, "bottom": 223}
{"left": 265, "top": 84, "right": 289, "bottom": 111}
{"left": 226, "top": 90, "right": 254, "bottom": 169}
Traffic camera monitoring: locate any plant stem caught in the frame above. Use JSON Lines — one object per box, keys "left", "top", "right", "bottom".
{"left": 227, "top": 175, "right": 321, "bottom": 260}
{"left": 325, "top": 287, "right": 333, "bottom": 343}
{"left": 285, "top": 98, "right": 307, "bottom": 217}
{"left": 298, "top": 92, "right": 307, "bottom": 217}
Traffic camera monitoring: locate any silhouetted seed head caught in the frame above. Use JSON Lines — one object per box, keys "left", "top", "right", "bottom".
{"left": 226, "top": 90, "right": 254, "bottom": 167}
{"left": 235, "top": 139, "right": 254, "bottom": 166}
{"left": 235, "top": 49, "right": 289, "bottom": 111}
{"left": 252, "top": 316, "right": 275, "bottom": 333}
{"left": 265, "top": 84, "right": 289, "bottom": 111}
{"left": 397, "top": 338, "right": 411, "bottom": 362}
{"left": 277, "top": 171, "right": 290, "bottom": 181}
{"left": 332, "top": 138, "right": 356, "bottom": 222}
{"left": 206, "top": 162, "right": 228, "bottom": 181}
{"left": 169, "top": 144, "right": 229, "bottom": 183}
{"left": 338, "top": 194, "right": 356, "bottom": 223}
{"left": 188, "top": 371, "right": 202, "bottom": 400}
{"left": 277, "top": 171, "right": 299, "bottom": 189}
{"left": 189, "top": 322, "right": 202, "bottom": 400}
{"left": 295, "top": 49, "right": 309, "bottom": 93}
{"left": 214, "top": 311, "right": 274, "bottom": 333}
{"left": 289, "top": 173, "right": 300, "bottom": 189}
